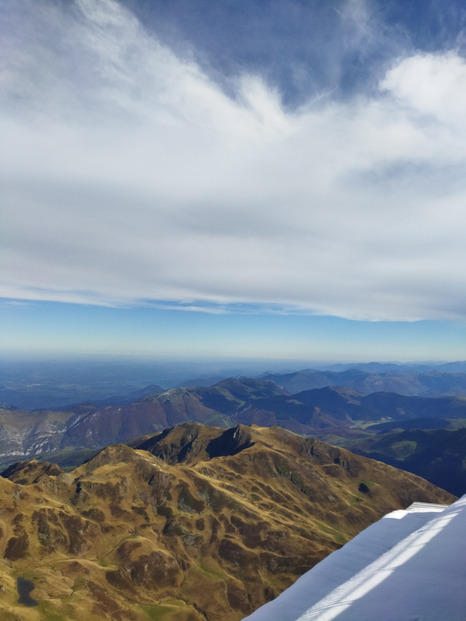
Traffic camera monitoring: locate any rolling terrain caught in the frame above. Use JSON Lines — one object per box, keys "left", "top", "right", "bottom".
{"left": 0, "top": 423, "right": 455, "bottom": 620}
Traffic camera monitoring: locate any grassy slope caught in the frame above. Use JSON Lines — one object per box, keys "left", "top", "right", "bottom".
{"left": 0, "top": 424, "right": 455, "bottom": 620}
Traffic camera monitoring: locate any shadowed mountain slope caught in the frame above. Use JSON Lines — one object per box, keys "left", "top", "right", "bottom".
{"left": 348, "top": 426, "right": 466, "bottom": 497}
{"left": 0, "top": 423, "right": 455, "bottom": 620}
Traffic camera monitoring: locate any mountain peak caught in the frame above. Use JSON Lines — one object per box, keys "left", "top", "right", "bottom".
{"left": 0, "top": 422, "right": 455, "bottom": 620}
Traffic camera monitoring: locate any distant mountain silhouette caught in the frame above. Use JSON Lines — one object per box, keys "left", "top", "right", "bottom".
{"left": 264, "top": 367, "right": 466, "bottom": 397}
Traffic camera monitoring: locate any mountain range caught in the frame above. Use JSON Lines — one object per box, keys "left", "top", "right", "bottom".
{"left": 5, "top": 361, "right": 466, "bottom": 412}
{"left": 1, "top": 374, "right": 466, "bottom": 495}
{"left": 0, "top": 377, "right": 463, "bottom": 444}
{"left": 0, "top": 423, "right": 455, "bottom": 620}
{"left": 263, "top": 366, "right": 466, "bottom": 397}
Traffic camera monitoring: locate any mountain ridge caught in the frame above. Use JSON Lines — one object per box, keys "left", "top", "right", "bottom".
{"left": 0, "top": 423, "right": 455, "bottom": 620}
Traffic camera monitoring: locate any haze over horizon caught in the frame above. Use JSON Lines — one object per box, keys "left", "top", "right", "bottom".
{"left": 2, "top": 0, "right": 466, "bottom": 361}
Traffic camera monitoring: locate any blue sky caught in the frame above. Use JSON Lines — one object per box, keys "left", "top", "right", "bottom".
{"left": 2, "top": 0, "right": 466, "bottom": 362}
{"left": 3, "top": 300, "right": 466, "bottom": 362}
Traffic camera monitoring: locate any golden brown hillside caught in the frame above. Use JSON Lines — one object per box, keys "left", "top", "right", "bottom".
{"left": 0, "top": 424, "right": 455, "bottom": 620}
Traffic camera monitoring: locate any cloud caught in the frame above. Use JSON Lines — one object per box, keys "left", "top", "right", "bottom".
{"left": 381, "top": 52, "right": 466, "bottom": 126}
{"left": 2, "top": 0, "right": 466, "bottom": 322}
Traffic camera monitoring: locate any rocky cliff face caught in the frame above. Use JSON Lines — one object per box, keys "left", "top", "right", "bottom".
{"left": 0, "top": 423, "right": 455, "bottom": 620}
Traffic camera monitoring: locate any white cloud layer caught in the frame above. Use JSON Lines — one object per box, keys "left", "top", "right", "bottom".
{"left": 2, "top": 0, "right": 466, "bottom": 321}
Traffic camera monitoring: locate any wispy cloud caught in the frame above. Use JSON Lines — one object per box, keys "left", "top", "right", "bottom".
{"left": 2, "top": 0, "right": 466, "bottom": 322}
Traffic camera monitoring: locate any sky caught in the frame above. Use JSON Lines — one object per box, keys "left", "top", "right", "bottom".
{"left": 2, "top": 0, "right": 466, "bottom": 362}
